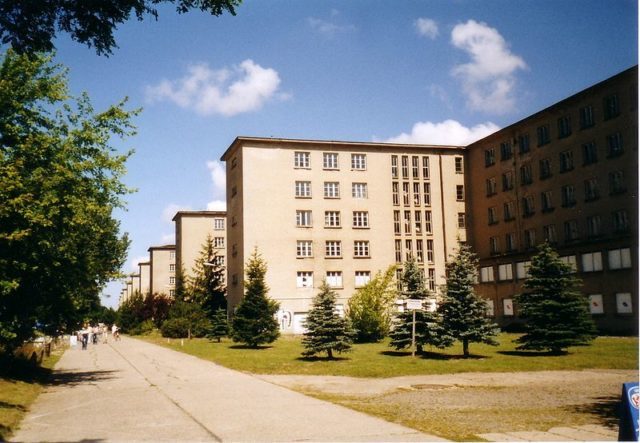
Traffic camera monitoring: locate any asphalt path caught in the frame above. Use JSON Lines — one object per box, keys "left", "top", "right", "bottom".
{"left": 11, "top": 336, "right": 445, "bottom": 442}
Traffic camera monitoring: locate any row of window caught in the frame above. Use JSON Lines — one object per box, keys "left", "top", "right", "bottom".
{"left": 480, "top": 247, "right": 632, "bottom": 282}
{"left": 390, "top": 155, "right": 463, "bottom": 179}
{"left": 393, "top": 210, "right": 465, "bottom": 235}
{"left": 295, "top": 210, "right": 370, "bottom": 228}
{"left": 294, "top": 151, "right": 367, "bottom": 170}
{"left": 488, "top": 292, "right": 633, "bottom": 317}
{"left": 294, "top": 181, "right": 368, "bottom": 199}
{"left": 296, "top": 270, "right": 371, "bottom": 289}
{"left": 488, "top": 210, "right": 629, "bottom": 253}
{"left": 296, "top": 240, "right": 371, "bottom": 258}
{"left": 394, "top": 238, "right": 435, "bottom": 265}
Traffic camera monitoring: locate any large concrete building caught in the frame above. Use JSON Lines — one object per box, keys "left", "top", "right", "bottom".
{"left": 222, "top": 137, "right": 467, "bottom": 333}
{"left": 466, "top": 66, "right": 637, "bottom": 334}
{"left": 148, "top": 244, "right": 176, "bottom": 297}
{"left": 173, "top": 211, "right": 227, "bottom": 283}
{"left": 138, "top": 261, "right": 151, "bottom": 295}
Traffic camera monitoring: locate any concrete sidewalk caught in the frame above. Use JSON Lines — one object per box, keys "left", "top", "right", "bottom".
{"left": 11, "top": 336, "right": 445, "bottom": 442}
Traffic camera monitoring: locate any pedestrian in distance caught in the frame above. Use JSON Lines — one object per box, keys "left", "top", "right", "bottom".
{"left": 81, "top": 326, "right": 89, "bottom": 350}
{"left": 112, "top": 324, "right": 120, "bottom": 341}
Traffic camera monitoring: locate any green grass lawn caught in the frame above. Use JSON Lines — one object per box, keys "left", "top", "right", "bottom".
{"left": 141, "top": 333, "right": 638, "bottom": 377}
{"left": 0, "top": 350, "right": 62, "bottom": 440}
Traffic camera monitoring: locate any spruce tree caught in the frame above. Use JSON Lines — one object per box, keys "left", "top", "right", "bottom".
{"left": 302, "top": 281, "right": 355, "bottom": 359}
{"left": 190, "top": 234, "right": 227, "bottom": 314}
{"left": 230, "top": 249, "right": 280, "bottom": 348}
{"left": 389, "top": 257, "right": 450, "bottom": 353}
{"left": 439, "top": 243, "right": 499, "bottom": 357}
{"left": 515, "top": 243, "right": 596, "bottom": 353}
{"left": 208, "top": 308, "right": 229, "bottom": 342}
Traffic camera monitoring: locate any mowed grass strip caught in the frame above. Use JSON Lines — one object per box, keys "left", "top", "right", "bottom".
{"left": 0, "top": 350, "right": 62, "bottom": 440}
{"left": 141, "top": 333, "right": 638, "bottom": 376}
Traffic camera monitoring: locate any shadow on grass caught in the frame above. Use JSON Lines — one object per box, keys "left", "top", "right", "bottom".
{"left": 296, "top": 356, "right": 350, "bottom": 362}
{"left": 0, "top": 356, "right": 53, "bottom": 383}
{"left": 566, "top": 395, "right": 621, "bottom": 428}
{"left": 380, "top": 350, "right": 488, "bottom": 360}
{"left": 228, "top": 345, "right": 274, "bottom": 350}
{"left": 498, "top": 350, "right": 568, "bottom": 357}
{"left": 0, "top": 400, "right": 26, "bottom": 411}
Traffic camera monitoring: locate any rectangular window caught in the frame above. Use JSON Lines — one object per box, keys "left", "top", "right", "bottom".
{"left": 543, "top": 224, "right": 557, "bottom": 244}
{"left": 403, "top": 211, "right": 412, "bottom": 234}
{"left": 414, "top": 211, "right": 422, "bottom": 234}
{"left": 169, "top": 276, "right": 176, "bottom": 286}
{"left": 561, "top": 185, "right": 576, "bottom": 207}
{"left": 584, "top": 178, "right": 600, "bottom": 202}
{"left": 524, "top": 229, "right": 536, "bottom": 249}
{"left": 564, "top": 220, "right": 580, "bottom": 242}
{"left": 427, "top": 269, "right": 436, "bottom": 291}
{"left": 498, "top": 263, "right": 513, "bottom": 281}
{"left": 485, "top": 148, "right": 496, "bottom": 167}
{"left": 612, "top": 209, "right": 629, "bottom": 233}
{"left": 490, "top": 236, "right": 499, "bottom": 254}
{"left": 557, "top": 116, "right": 571, "bottom": 138}
{"left": 609, "top": 170, "right": 626, "bottom": 194}
{"left": 325, "top": 211, "right": 341, "bottom": 228}
{"left": 296, "top": 240, "right": 313, "bottom": 258}
{"left": 294, "top": 151, "right": 310, "bottom": 168}
{"left": 416, "top": 239, "right": 424, "bottom": 262}
{"left": 405, "top": 239, "right": 413, "bottom": 260}
{"left": 295, "top": 181, "right": 312, "bottom": 198}
{"left": 505, "top": 232, "right": 517, "bottom": 252}
{"left": 488, "top": 206, "right": 498, "bottom": 225}
{"left": 480, "top": 266, "right": 494, "bottom": 282}
{"left": 323, "top": 152, "right": 338, "bottom": 170}
{"left": 486, "top": 177, "right": 497, "bottom": 196}
{"left": 522, "top": 195, "right": 535, "bottom": 217}
{"left": 589, "top": 294, "right": 604, "bottom": 314}
{"left": 412, "top": 182, "right": 421, "bottom": 206}
{"left": 559, "top": 150, "right": 574, "bottom": 172}
{"left": 609, "top": 248, "right": 632, "bottom": 269}
{"left": 603, "top": 94, "right": 620, "bottom": 120}
{"left": 458, "top": 213, "right": 466, "bottom": 228}
{"left": 392, "top": 182, "right": 399, "bottom": 205}
{"left": 422, "top": 156, "right": 430, "bottom": 178}
{"left": 581, "top": 252, "right": 603, "bottom": 272}
{"left": 502, "top": 171, "right": 514, "bottom": 191}
{"left": 520, "top": 164, "right": 532, "bottom": 185}
{"left": 391, "top": 155, "right": 398, "bottom": 178}
{"left": 606, "top": 132, "right": 624, "bottom": 157}
{"left": 351, "top": 153, "right": 367, "bottom": 170}
{"left": 424, "top": 211, "right": 432, "bottom": 234}
{"left": 212, "top": 256, "right": 224, "bottom": 266}
{"left": 325, "top": 241, "right": 342, "bottom": 258}
{"left": 352, "top": 182, "right": 368, "bottom": 199}
{"left": 500, "top": 141, "right": 513, "bottom": 161}
{"left": 486, "top": 300, "right": 495, "bottom": 317}
{"left": 169, "top": 264, "right": 175, "bottom": 272}
{"left": 214, "top": 218, "right": 225, "bottom": 230}
{"left": 503, "top": 299, "right": 514, "bottom": 316}
{"left": 582, "top": 142, "right": 598, "bottom": 165}
{"left": 352, "top": 211, "right": 369, "bottom": 228}
{"left": 586, "top": 215, "right": 602, "bottom": 238}
{"left": 214, "top": 237, "right": 225, "bottom": 248}
{"left": 539, "top": 158, "right": 552, "bottom": 179}
{"left": 616, "top": 293, "right": 633, "bottom": 314}
{"left": 170, "top": 251, "right": 175, "bottom": 259}
{"left": 401, "top": 156, "right": 409, "bottom": 178}
{"left": 423, "top": 183, "right": 431, "bottom": 206}
{"left": 536, "top": 124, "right": 550, "bottom": 146}
{"left": 455, "top": 156, "right": 463, "bottom": 173}
{"left": 518, "top": 134, "right": 530, "bottom": 154}
{"left": 393, "top": 211, "right": 401, "bottom": 235}
{"left": 516, "top": 261, "right": 531, "bottom": 280}
{"left": 324, "top": 181, "right": 340, "bottom": 198}
{"left": 503, "top": 201, "right": 515, "bottom": 221}
{"left": 297, "top": 271, "right": 313, "bottom": 288}
{"left": 426, "top": 239, "right": 434, "bottom": 263}
{"left": 412, "top": 156, "right": 419, "bottom": 178}
{"left": 579, "top": 105, "right": 595, "bottom": 129}
{"left": 355, "top": 271, "right": 371, "bottom": 288}
{"left": 541, "top": 190, "right": 554, "bottom": 213}
{"left": 326, "top": 271, "right": 343, "bottom": 288}
{"left": 402, "top": 182, "right": 410, "bottom": 206}
{"left": 296, "top": 210, "right": 312, "bottom": 227}
{"left": 394, "top": 239, "right": 402, "bottom": 263}
{"left": 456, "top": 185, "right": 465, "bottom": 201}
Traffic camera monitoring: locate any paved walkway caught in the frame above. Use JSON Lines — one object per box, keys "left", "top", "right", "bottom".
{"left": 11, "top": 336, "right": 444, "bottom": 442}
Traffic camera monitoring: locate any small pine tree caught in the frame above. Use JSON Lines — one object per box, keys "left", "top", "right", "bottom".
{"left": 347, "top": 266, "right": 397, "bottom": 342}
{"left": 230, "top": 249, "right": 280, "bottom": 348}
{"left": 190, "top": 234, "right": 227, "bottom": 314}
{"left": 515, "top": 243, "right": 596, "bottom": 353}
{"left": 389, "top": 257, "right": 450, "bottom": 353}
{"left": 302, "top": 281, "right": 355, "bottom": 359}
{"left": 439, "top": 242, "right": 499, "bottom": 357}
{"left": 208, "top": 308, "right": 229, "bottom": 342}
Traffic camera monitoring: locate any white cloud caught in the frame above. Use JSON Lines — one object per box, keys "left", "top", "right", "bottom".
{"left": 377, "top": 119, "right": 500, "bottom": 145}
{"left": 161, "top": 233, "right": 175, "bottom": 244}
{"left": 206, "top": 160, "right": 226, "bottom": 211}
{"left": 207, "top": 200, "right": 226, "bottom": 211}
{"left": 146, "top": 59, "right": 283, "bottom": 117}
{"left": 130, "top": 255, "right": 149, "bottom": 271}
{"left": 308, "top": 11, "right": 356, "bottom": 38}
{"left": 162, "top": 203, "right": 192, "bottom": 224}
{"left": 415, "top": 18, "right": 439, "bottom": 39}
{"left": 450, "top": 20, "right": 527, "bottom": 113}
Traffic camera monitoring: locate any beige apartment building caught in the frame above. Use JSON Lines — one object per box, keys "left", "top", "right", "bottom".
{"left": 466, "top": 66, "right": 638, "bottom": 334}
{"left": 148, "top": 244, "right": 176, "bottom": 297}
{"left": 222, "top": 137, "right": 467, "bottom": 333}
{"left": 173, "top": 211, "right": 227, "bottom": 283}
{"left": 138, "top": 261, "right": 150, "bottom": 295}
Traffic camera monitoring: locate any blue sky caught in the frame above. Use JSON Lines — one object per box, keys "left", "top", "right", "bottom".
{"left": 49, "top": 0, "right": 637, "bottom": 307}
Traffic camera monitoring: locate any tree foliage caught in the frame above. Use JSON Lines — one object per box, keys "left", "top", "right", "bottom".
{"left": 515, "top": 243, "right": 596, "bottom": 353}
{"left": 161, "top": 300, "right": 211, "bottom": 338}
{"left": 302, "top": 281, "right": 355, "bottom": 359}
{"left": 0, "top": 51, "right": 134, "bottom": 352}
{"left": 347, "top": 266, "right": 396, "bottom": 342}
{"left": 230, "top": 249, "right": 279, "bottom": 348}
{"left": 189, "top": 234, "right": 226, "bottom": 314}
{"left": 0, "top": 0, "right": 241, "bottom": 56}
{"left": 389, "top": 257, "right": 450, "bottom": 353}
{"left": 439, "top": 242, "right": 499, "bottom": 357}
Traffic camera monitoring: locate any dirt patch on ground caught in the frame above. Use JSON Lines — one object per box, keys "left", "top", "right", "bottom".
{"left": 257, "top": 370, "right": 636, "bottom": 441}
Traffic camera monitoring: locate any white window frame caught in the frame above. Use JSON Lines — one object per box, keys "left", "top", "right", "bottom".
{"left": 323, "top": 181, "right": 340, "bottom": 198}
{"left": 498, "top": 263, "right": 513, "bottom": 281}
{"left": 294, "top": 151, "right": 310, "bottom": 168}
{"left": 324, "top": 211, "right": 341, "bottom": 228}
{"left": 503, "top": 298, "right": 514, "bottom": 316}
{"left": 296, "top": 240, "right": 313, "bottom": 258}
{"left": 516, "top": 261, "right": 531, "bottom": 280}
{"left": 351, "top": 153, "right": 367, "bottom": 170}
{"left": 352, "top": 182, "right": 368, "bottom": 199}
{"left": 608, "top": 248, "right": 632, "bottom": 270}
{"left": 296, "top": 210, "right": 312, "bottom": 227}
{"left": 352, "top": 211, "right": 369, "bottom": 228}
{"left": 297, "top": 271, "right": 313, "bottom": 288}
{"left": 353, "top": 241, "right": 370, "bottom": 258}
{"left": 326, "top": 271, "right": 343, "bottom": 288}
{"left": 581, "top": 252, "right": 603, "bottom": 272}
{"left": 323, "top": 152, "right": 338, "bottom": 170}
{"left": 480, "top": 266, "right": 494, "bottom": 283}
{"left": 589, "top": 294, "right": 604, "bottom": 314}
{"left": 355, "top": 271, "right": 371, "bottom": 288}
{"left": 616, "top": 293, "right": 633, "bottom": 314}
{"left": 214, "top": 237, "right": 225, "bottom": 248}
{"left": 325, "top": 241, "right": 342, "bottom": 258}
{"left": 295, "top": 181, "right": 312, "bottom": 198}
{"left": 214, "top": 219, "right": 225, "bottom": 230}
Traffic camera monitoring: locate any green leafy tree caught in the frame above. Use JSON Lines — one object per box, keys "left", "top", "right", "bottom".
{"left": 0, "top": 51, "right": 134, "bottom": 352}
{"left": 439, "top": 243, "right": 499, "bottom": 357}
{"left": 1, "top": 0, "right": 241, "bottom": 55}
{"left": 189, "top": 234, "right": 226, "bottom": 314}
{"left": 117, "top": 292, "right": 146, "bottom": 333}
{"left": 161, "top": 300, "right": 211, "bottom": 339}
{"left": 302, "top": 281, "right": 355, "bottom": 359}
{"left": 142, "top": 292, "right": 172, "bottom": 328}
{"left": 230, "top": 249, "right": 280, "bottom": 347}
{"left": 347, "top": 266, "right": 397, "bottom": 342}
{"left": 515, "top": 243, "right": 596, "bottom": 354}
{"left": 389, "top": 257, "right": 450, "bottom": 354}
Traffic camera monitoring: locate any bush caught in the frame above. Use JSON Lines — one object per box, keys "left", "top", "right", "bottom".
{"left": 130, "top": 319, "right": 155, "bottom": 336}
{"left": 161, "top": 317, "right": 210, "bottom": 338}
